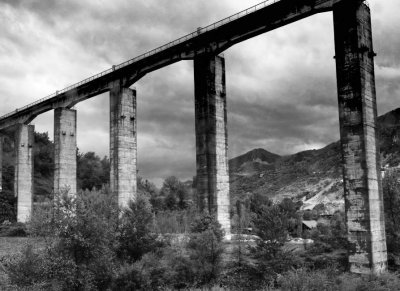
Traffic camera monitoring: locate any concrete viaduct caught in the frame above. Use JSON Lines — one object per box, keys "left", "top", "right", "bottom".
{"left": 0, "top": 0, "right": 387, "bottom": 274}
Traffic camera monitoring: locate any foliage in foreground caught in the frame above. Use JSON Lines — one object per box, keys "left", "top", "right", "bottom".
{"left": 3, "top": 190, "right": 226, "bottom": 290}
{"left": 5, "top": 189, "right": 119, "bottom": 290}
{"left": 2, "top": 180, "right": 400, "bottom": 290}
{"left": 277, "top": 268, "right": 400, "bottom": 291}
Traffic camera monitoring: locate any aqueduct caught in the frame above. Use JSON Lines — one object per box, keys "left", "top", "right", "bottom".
{"left": 0, "top": 0, "right": 387, "bottom": 274}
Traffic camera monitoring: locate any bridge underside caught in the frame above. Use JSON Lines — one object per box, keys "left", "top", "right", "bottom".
{"left": 0, "top": 0, "right": 387, "bottom": 274}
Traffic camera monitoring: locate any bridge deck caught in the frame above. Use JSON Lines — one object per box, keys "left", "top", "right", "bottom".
{"left": 0, "top": 0, "right": 347, "bottom": 130}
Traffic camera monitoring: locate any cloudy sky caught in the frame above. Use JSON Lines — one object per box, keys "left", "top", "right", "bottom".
{"left": 1, "top": 0, "right": 399, "bottom": 186}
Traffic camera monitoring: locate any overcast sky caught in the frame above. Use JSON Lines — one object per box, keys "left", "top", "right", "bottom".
{"left": 1, "top": 0, "right": 399, "bottom": 186}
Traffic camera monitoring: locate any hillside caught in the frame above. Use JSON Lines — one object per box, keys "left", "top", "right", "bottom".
{"left": 229, "top": 148, "right": 280, "bottom": 175}
{"left": 229, "top": 108, "right": 400, "bottom": 213}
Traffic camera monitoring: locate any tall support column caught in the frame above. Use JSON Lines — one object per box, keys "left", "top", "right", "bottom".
{"left": 15, "top": 124, "right": 34, "bottom": 223}
{"left": 194, "top": 54, "right": 230, "bottom": 235}
{"left": 334, "top": 1, "right": 387, "bottom": 274}
{"left": 110, "top": 85, "right": 137, "bottom": 209}
{"left": 54, "top": 108, "right": 77, "bottom": 197}
{"left": 0, "top": 135, "right": 3, "bottom": 193}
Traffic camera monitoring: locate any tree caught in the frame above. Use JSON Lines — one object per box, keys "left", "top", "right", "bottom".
{"left": 34, "top": 132, "right": 54, "bottom": 199}
{"left": 77, "top": 152, "right": 109, "bottom": 191}
{"left": 250, "top": 198, "right": 300, "bottom": 281}
{"left": 159, "top": 176, "right": 189, "bottom": 210}
{"left": 18, "top": 189, "right": 119, "bottom": 290}
{"left": 117, "top": 194, "right": 163, "bottom": 263}
{"left": 188, "top": 214, "right": 224, "bottom": 285}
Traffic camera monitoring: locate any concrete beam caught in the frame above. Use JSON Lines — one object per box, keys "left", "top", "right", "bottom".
{"left": 110, "top": 85, "right": 137, "bottom": 209}
{"left": 334, "top": 1, "right": 387, "bottom": 274}
{"left": 54, "top": 108, "right": 77, "bottom": 197}
{"left": 194, "top": 54, "right": 230, "bottom": 235}
{"left": 14, "top": 124, "right": 34, "bottom": 223}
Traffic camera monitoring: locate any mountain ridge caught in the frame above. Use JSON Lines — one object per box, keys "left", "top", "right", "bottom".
{"left": 228, "top": 107, "right": 400, "bottom": 212}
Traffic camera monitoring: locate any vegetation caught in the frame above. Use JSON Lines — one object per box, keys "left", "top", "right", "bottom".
{"left": 2, "top": 118, "right": 400, "bottom": 289}
{"left": 1, "top": 181, "right": 400, "bottom": 290}
{"left": 77, "top": 152, "right": 109, "bottom": 191}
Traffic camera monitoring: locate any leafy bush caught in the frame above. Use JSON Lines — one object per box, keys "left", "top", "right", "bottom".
{"left": 0, "top": 194, "right": 16, "bottom": 223}
{"left": 112, "top": 246, "right": 196, "bottom": 290}
{"left": 9, "top": 189, "right": 118, "bottom": 290}
{"left": 4, "top": 244, "right": 47, "bottom": 287}
{"left": 0, "top": 222, "right": 27, "bottom": 237}
{"left": 113, "top": 215, "right": 225, "bottom": 289}
{"left": 277, "top": 268, "right": 335, "bottom": 291}
{"left": 219, "top": 263, "right": 274, "bottom": 290}
{"left": 276, "top": 269, "right": 400, "bottom": 291}
{"left": 188, "top": 214, "right": 224, "bottom": 286}
{"left": 336, "top": 272, "right": 400, "bottom": 291}
{"left": 111, "top": 262, "right": 144, "bottom": 291}
{"left": 250, "top": 199, "right": 303, "bottom": 283}
{"left": 117, "top": 194, "right": 164, "bottom": 263}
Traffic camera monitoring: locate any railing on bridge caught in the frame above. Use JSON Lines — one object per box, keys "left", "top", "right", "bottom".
{"left": 0, "top": 0, "right": 281, "bottom": 121}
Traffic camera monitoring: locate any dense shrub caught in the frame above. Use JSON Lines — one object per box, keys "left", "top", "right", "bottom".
{"left": 0, "top": 193, "right": 16, "bottom": 223}
{"left": 277, "top": 268, "right": 335, "bottom": 291}
{"left": 117, "top": 194, "right": 164, "bottom": 263}
{"left": 4, "top": 244, "right": 48, "bottom": 287}
{"left": 252, "top": 204, "right": 296, "bottom": 273}
{"left": 8, "top": 189, "right": 118, "bottom": 290}
{"left": 188, "top": 214, "right": 224, "bottom": 286}
{"left": 111, "top": 262, "right": 144, "bottom": 290}
{"left": 0, "top": 222, "right": 27, "bottom": 237}
{"left": 113, "top": 214, "right": 224, "bottom": 289}
{"left": 111, "top": 247, "right": 194, "bottom": 290}
{"left": 276, "top": 268, "right": 400, "bottom": 291}
{"left": 219, "top": 263, "right": 274, "bottom": 290}
{"left": 335, "top": 272, "right": 400, "bottom": 291}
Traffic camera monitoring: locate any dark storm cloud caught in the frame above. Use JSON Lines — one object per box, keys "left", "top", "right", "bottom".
{"left": 2, "top": 0, "right": 234, "bottom": 65}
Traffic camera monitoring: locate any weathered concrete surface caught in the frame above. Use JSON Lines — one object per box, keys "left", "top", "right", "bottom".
{"left": 334, "top": 1, "right": 387, "bottom": 274}
{"left": 194, "top": 54, "right": 230, "bottom": 235}
{"left": 14, "top": 124, "right": 34, "bottom": 223}
{"left": 0, "top": 136, "right": 3, "bottom": 192}
{"left": 54, "top": 108, "right": 77, "bottom": 197}
{"left": 110, "top": 85, "right": 137, "bottom": 209}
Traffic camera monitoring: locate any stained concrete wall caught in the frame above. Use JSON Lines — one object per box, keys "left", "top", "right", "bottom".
{"left": 334, "top": 1, "right": 387, "bottom": 274}
{"left": 110, "top": 86, "right": 137, "bottom": 208}
{"left": 54, "top": 108, "right": 77, "bottom": 197}
{"left": 194, "top": 54, "right": 230, "bottom": 235}
{"left": 14, "top": 124, "right": 34, "bottom": 223}
{"left": 0, "top": 136, "right": 3, "bottom": 192}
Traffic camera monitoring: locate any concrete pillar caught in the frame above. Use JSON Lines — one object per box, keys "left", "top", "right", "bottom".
{"left": 194, "top": 54, "right": 230, "bottom": 235}
{"left": 0, "top": 135, "right": 3, "bottom": 193}
{"left": 110, "top": 85, "right": 137, "bottom": 209}
{"left": 54, "top": 108, "right": 77, "bottom": 197}
{"left": 14, "top": 124, "right": 34, "bottom": 223}
{"left": 334, "top": 1, "right": 387, "bottom": 274}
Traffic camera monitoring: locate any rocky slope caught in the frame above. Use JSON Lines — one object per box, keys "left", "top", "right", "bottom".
{"left": 229, "top": 108, "right": 400, "bottom": 213}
